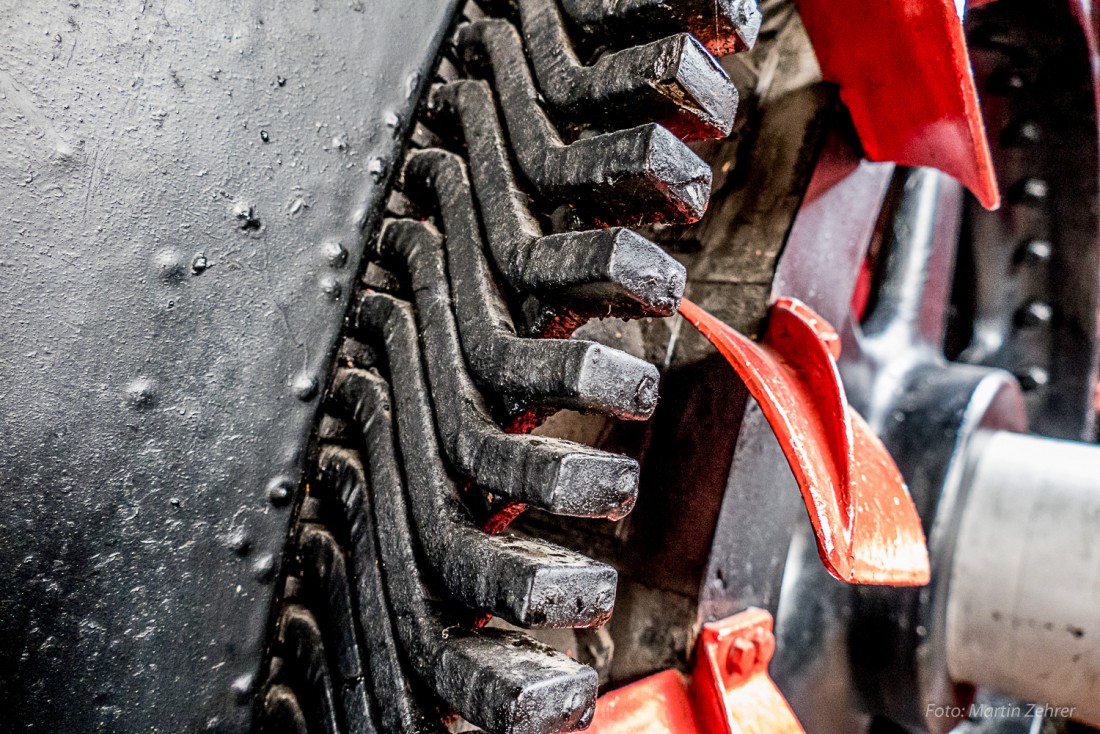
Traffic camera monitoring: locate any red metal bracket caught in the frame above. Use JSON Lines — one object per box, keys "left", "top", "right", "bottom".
{"left": 795, "top": 0, "right": 1000, "bottom": 210}
{"left": 680, "top": 298, "right": 930, "bottom": 586}
{"left": 589, "top": 609, "right": 803, "bottom": 734}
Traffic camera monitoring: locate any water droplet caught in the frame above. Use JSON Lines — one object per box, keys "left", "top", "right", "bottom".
{"left": 125, "top": 378, "right": 157, "bottom": 409}
{"left": 266, "top": 476, "right": 294, "bottom": 507}
{"left": 259, "top": 129, "right": 270, "bottom": 143}
{"left": 191, "top": 253, "right": 209, "bottom": 274}
{"left": 291, "top": 373, "right": 318, "bottom": 401}
{"left": 323, "top": 239, "right": 347, "bottom": 268}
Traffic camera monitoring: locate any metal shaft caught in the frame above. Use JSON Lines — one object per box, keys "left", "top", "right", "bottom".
{"left": 946, "top": 430, "right": 1100, "bottom": 725}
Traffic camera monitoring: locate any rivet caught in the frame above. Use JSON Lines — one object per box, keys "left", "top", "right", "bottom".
{"left": 266, "top": 476, "right": 295, "bottom": 507}
{"left": 291, "top": 374, "right": 318, "bottom": 401}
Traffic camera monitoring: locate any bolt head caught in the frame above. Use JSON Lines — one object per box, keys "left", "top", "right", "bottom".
{"left": 726, "top": 637, "right": 757, "bottom": 677}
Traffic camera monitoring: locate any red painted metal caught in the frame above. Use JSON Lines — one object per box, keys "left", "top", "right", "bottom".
{"left": 588, "top": 609, "right": 803, "bottom": 734}
{"left": 679, "top": 298, "right": 930, "bottom": 586}
{"left": 795, "top": 0, "right": 1001, "bottom": 210}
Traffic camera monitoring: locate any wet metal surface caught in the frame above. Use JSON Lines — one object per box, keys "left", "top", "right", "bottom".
{"left": 0, "top": 1, "right": 460, "bottom": 730}
{"left": 336, "top": 321, "right": 618, "bottom": 628}
{"left": 428, "top": 80, "right": 687, "bottom": 319}
{"left": 331, "top": 370, "right": 599, "bottom": 734}
{"left": 517, "top": 0, "right": 738, "bottom": 140}
{"left": 456, "top": 19, "right": 713, "bottom": 226}
{"left": 558, "top": 0, "right": 761, "bottom": 57}
{"left": 397, "top": 152, "right": 663, "bottom": 422}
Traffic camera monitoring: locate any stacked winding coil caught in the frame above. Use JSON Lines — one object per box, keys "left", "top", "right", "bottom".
{"left": 258, "top": 1, "right": 758, "bottom": 732}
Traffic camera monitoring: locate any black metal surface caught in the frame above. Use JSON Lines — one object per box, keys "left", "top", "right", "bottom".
{"left": 428, "top": 80, "right": 687, "bottom": 319}
{"left": 328, "top": 374, "right": 599, "bottom": 734}
{"left": 274, "top": 605, "right": 344, "bottom": 734}
{"left": 0, "top": 0, "right": 765, "bottom": 730}
{"left": 354, "top": 282, "right": 639, "bottom": 522}
{"left": 516, "top": 0, "right": 738, "bottom": 140}
{"left": 257, "top": 685, "right": 309, "bottom": 734}
{"left": 314, "top": 446, "right": 439, "bottom": 734}
{"left": 558, "top": 0, "right": 762, "bottom": 57}
{"left": 2, "top": 0, "right": 787, "bottom": 730}
{"left": 294, "top": 526, "right": 376, "bottom": 734}
{"left": 0, "top": 1, "right": 460, "bottom": 731}
{"left": 455, "top": 19, "right": 713, "bottom": 226}
{"left": 336, "top": 356, "right": 617, "bottom": 629}
{"left": 397, "top": 151, "right": 662, "bottom": 421}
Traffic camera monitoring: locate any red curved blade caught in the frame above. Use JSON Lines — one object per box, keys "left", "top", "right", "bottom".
{"left": 680, "top": 298, "right": 930, "bottom": 585}
{"left": 796, "top": 0, "right": 1000, "bottom": 210}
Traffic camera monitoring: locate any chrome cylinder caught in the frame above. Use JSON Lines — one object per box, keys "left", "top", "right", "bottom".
{"left": 945, "top": 430, "right": 1100, "bottom": 726}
